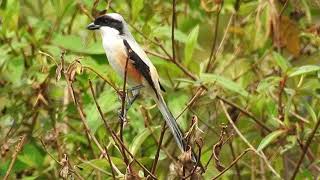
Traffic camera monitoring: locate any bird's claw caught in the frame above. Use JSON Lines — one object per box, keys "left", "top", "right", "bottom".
{"left": 118, "top": 108, "right": 127, "bottom": 122}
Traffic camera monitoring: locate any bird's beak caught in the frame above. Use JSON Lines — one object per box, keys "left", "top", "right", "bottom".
{"left": 87, "top": 22, "right": 100, "bottom": 30}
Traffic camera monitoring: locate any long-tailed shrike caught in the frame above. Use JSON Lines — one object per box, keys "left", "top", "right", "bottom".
{"left": 87, "top": 13, "right": 189, "bottom": 157}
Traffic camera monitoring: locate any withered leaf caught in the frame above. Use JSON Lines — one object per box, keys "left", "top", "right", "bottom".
{"left": 212, "top": 126, "right": 229, "bottom": 172}
{"left": 200, "top": 0, "right": 221, "bottom": 12}
{"left": 66, "top": 59, "right": 83, "bottom": 82}
{"left": 271, "top": 16, "right": 301, "bottom": 57}
{"left": 213, "top": 137, "right": 225, "bottom": 172}
{"left": 55, "top": 64, "right": 62, "bottom": 82}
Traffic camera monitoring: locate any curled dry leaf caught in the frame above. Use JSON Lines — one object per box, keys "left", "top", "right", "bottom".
{"left": 170, "top": 148, "right": 195, "bottom": 178}
{"left": 185, "top": 115, "right": 204, "bottom": 147}
{"left": 179, "top": 147, "right": 193, "bottom": 166}
{"left": 169, "top": 162, "right": 183, "bottom": 179}
{"left": 59, "top": 154, "right": 70, "bottom": 179}
{"left": 125, "top": 161, "right": 140, "bottom": 180}
{"left": 55, "top": 63, "right": 62, "bottom": 82}
{"left": 200, "top": 0, "right": 222, "bottom": 12}
{"left": 1, "top": 137, "right": 21, "bottom": 157}
{"left": 212, "top": 125, "right": 228, "bottom": 172}
{"left": 66, "top": 58, "right": 83, "bottom": 82}
{"left": 307, "top": 24, "right": 320, "bottom": 36}
{"left": 1, "top": 142, "right": 10, "bottom": 157}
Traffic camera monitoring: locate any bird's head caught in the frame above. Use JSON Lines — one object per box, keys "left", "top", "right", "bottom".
{"left": 87, "top": 13, "right": 125, "bottom": 35}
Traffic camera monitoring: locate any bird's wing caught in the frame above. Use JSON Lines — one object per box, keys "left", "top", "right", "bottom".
{"left": 123, "top": 39, "right": 160, "bottom": 98}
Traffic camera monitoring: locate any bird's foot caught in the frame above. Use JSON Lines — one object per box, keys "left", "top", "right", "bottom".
{"left": 118, "top": 108, "right": 127, "bottom": 123}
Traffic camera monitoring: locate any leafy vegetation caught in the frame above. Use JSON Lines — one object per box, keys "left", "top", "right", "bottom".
{"left": 1, "top": 0, "right": 320, "bottom": 179}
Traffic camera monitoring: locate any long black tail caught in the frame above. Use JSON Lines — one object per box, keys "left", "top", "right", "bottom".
{"left": 156, "top": 95, "right": 196, "bottom": 162}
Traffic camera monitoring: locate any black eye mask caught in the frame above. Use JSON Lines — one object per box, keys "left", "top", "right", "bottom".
{"left": 94, "top": 15, "right": 124, "bottom": 34}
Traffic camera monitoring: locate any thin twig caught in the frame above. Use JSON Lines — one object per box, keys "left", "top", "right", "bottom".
{"left": 217, "top": 96, "right": 272, "bottom": 132}
{"left": 290, "top": 117, "right": 320, "bottom": 180}
{"left": 279, "top": 0, "right": 290, "bottom": 17}
{"left": 91, "top": 0, "right": 100, "bottom": 17}
{"left": 141, "top": 107, "right": 177, "bottom": 162}
{"left": 111, "top": 130, "right": 158, "bottom": 179}
{"left": 38, "top": 50, "right": 59, "bottom": 66}
{"left": 219, "top": 100, "right": 281, "bottom": 178}
{"left": 4, "top": 134, "right": 26, "bottom": 180}
{"left": 78, "top": 2, "right": 94, "bottom": 20}
{"left": 67, "top": 8, "right": 78, "bottom": 34}
{"left": 88, "top": 80, "right": 128, "bottom": 164}
{"left": 88, "top": 81, "right": 157, "bottom": 179}
{"left": 206, "top": 3, "right": 222, "bottom": 72}
{"left": 61, "top": 53, "right": 116, "bottom": 168}
{"left": 175, "top": 88, "right": 204, "bottom": 120}
{"left": 65, "top": 75, "right": 105, "bottom": 153}
{"left": 78, "top": 157, "right": 112, "bottom": 176}
{"left": 83, "top": 66, "right": 121, "bottom": 96}
{"left": 171, "top": 0, "right": 176, "bottom": 62}
{"left": 128, "top": 24, "right": 173, "bottom": 60}
{"left": 215, "top": 14, "right": 235, "bottom": 60}
{"left": 104, "top": 146, "right": 116, "bottom": 179}
{"left": 120, "top": 56, "right": 129, "bottom": 141}
{"left": 40, "top": 138, "right": 61, "bottom": 165}
{"left": 229, "top": 142, "right": 242, "bottom": 180}
{"left": 151, "top": 122, "right": 166, "bottom": 174}
{"left": 277, "top": 76, "right": 287, "bottom": 121}
{"left": 145, "top": 50, "right": 171, "bottom": 61}
{"left": 139, "top": 27, "right": 271, "bottom": 132}
{"left": 65, "top": 154, "right": 85, "bottom": 180}
{"left": 212, "top": 149, "right": 252, "bottom": 180}
{"left": 119, "top": 56, "right": 130, "bottom": 166}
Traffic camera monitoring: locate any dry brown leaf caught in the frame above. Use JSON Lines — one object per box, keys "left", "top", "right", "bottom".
{"left": 59, "top": 154, "right": 69, "bottom": 179}
{"left": 213, "top": 135, "right": 225, "bottom": 171}
{"left": 200, "top": 0, "right": 221, "bottom": 12}
{"left": 271, "top": 16, "right": 301, "bottom": 57}
{"left": 185, "top": 115, "right": 204, "bottom": 147}
{"left": 212, "top": 126, "right": 228, "bottom": 172}
{"left": 307, "top": 24, "right": 320, "bottom": 36}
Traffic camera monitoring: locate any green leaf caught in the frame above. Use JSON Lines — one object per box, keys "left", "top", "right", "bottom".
{"left": 168, "top": 93, "right": 189, "bottom": 129}
{"left": 18, "top": 143, "right": 44, "bottom": 168}
{"left": 131, "top": 0, "right": 144, "bottom": 21}
{"left": 77, "top": 158, "right": 125, "bottom": 176}
{"left": 304, "top": 102, "right": 317, "bottom": 123}
{"left": 201, "top": 73, "right": 249, "bottom": 97}
{"left": 4, "top": 57, "right": 24, "bottom": 86}
{"left": 184, "top": 25, "right": 199, "bottom": 66}
{"left": 273, "top": 52, "right": 290, "bottom": 72}
{"left": 153, "top": 26, "right": 188, "bottom": 43}
{"left": 288, "top": 65, "right": 320, "bottom": 77}
{"left": 2, "top": 0, "right": 20, "bottom": 31}
{"left": 52, "top": 34, "right": 105, "bottom": 54}
{"left": 129, "top": 126, "right": 160, "bottom": 156}
{"left": 85, "top": 89, "right": 119, "bottom": 133}
{"left": 257, "top": 130, "right": 285, "bottom": 151}
{"left": 21, "top": 176, "right": 38, "bottom": 180}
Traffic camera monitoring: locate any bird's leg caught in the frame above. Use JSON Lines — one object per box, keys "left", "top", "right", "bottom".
{"left": 125, "top": 84, "right": 143, "bottom": 110}
{"left": 118, "top": 85, "right": 143, "bottom": 120}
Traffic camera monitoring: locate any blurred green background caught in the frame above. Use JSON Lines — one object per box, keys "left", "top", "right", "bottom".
{"left": 0, "top": 0, "right": 320, "bottom": 179}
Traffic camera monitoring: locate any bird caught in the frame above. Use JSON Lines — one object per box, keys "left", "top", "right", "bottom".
{"left": 87, "top": 13, "right": 191, "bottom": 159}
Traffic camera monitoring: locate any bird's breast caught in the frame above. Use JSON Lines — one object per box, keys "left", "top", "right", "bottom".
{"left": 102, "top": 37, "right": 143, "bottom": 85}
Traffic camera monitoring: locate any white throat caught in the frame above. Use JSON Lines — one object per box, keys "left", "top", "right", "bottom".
{"left": 99, "top": 26, "right": 122, "bottom": 53}
{"left": 100, "top": 26, "right": 120, "bottom": 38}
